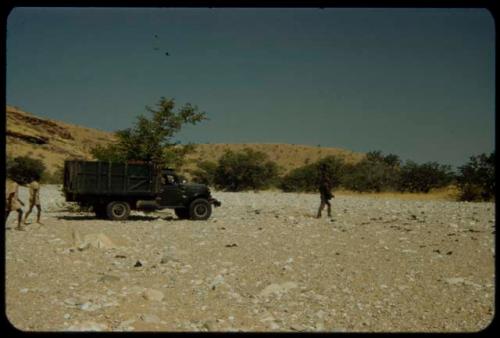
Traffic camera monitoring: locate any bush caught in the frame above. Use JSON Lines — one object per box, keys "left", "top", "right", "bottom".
{"left": 279, "top": 164, "right": 317, "bottom": 192}
{"left": 280, "top": 156, "right": 345, "bottom": 192}
{"left": 398, "top": 161, "right": 454, "bottom": 193}
{"left": 456, "top": 152, "right": 495, "bottom": 201}
{"left": 7, "top": 155, "right": 46, "bottom": 185}
{"left": 341, "top": 151, "right": 401, "bottom": 192}
{"left": 213, "top": 148, "right": 280, "bottom": 191}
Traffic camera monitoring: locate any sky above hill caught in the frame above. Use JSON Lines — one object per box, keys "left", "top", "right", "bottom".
{"left": 6, "top": 7, "right": 495, "bottom": 168}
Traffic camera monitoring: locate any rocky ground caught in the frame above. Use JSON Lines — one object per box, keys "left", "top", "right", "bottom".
{"left": 5, "top": 185, "right": 495, "bottom": 332}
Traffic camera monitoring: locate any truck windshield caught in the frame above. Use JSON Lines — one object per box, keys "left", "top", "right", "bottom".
{"left": 161, "top": 174, "right": 178, "bottom": 185}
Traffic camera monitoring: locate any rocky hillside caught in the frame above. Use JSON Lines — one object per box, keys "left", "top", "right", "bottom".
{"left": 6, "top": 105, "right": 364, "bottom": 175}
{"left": 6, "top": 105, "right": 115, "bottom": 173}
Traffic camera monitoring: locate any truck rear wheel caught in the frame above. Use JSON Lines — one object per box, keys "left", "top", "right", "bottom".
{"left": 189, "top": 198, "right": 212, "bottom": 220}
{"left": 106, "top": 201, "right": 131, "bottom": 221}
{"left": 175, "top": 208, "right": 190, "bottom": 220}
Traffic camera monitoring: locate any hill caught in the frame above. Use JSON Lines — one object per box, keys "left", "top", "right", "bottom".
{"left": 6, "top": 105, "right": 115, "bottom": 173}
{"left": 184, "top": 143, "right": 363, "bottom": 174}
{"left": 6, "top": 105, "right": 364, "bottom": 176}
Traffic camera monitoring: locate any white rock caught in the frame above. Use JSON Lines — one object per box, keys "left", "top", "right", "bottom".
{"left": 142, "top": 289, "right": 164, "bottom": 302}
{"left": 259, "top": 282, "right": 298, "bottom": 298}
{"left": 445, "top": 277, "right": 465, "bottom": 285}
{"left": 209, "top": 274, "right": 225, "bottom": 289}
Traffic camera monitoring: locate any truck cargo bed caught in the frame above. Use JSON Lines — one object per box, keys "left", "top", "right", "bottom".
{"left": 64, "top": 161, "right": 159, "bottom": 196}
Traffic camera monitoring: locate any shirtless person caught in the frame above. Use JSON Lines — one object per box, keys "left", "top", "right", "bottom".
{"left": 23, "top": 179, "right": 43, "bottom": 225}
{"left": 6, "top": 179, "right": 25, "bottom": 230}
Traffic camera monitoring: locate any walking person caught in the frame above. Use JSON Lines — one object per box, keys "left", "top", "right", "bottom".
{"left": 23, "top": 178, "right": 43, "bottom": 225}
{"left": 316, "top": 164, "right": 334, "bottom": 219}
{"left": 5, "top": 178, "right": 25, "bottom": 230}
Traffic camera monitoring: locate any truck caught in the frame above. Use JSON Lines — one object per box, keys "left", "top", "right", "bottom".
{"left": 63, "top": 160, "right": 221, "bottom": 220}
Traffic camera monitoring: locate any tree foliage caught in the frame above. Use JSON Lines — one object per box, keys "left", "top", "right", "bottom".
{"left": 7, "top": 155, "right": 46, "bottom": 185}
{"left": 456, "top": 152, "right": 495, "bottom": 201}
{"left": 398, "top": 161, "right": 454, "bottom": 193}
{"left": 91, "top": 97, "right": 207, "bottom": 168}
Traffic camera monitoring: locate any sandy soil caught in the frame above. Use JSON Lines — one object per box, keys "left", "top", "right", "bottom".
{"left": 5, "top": 185, "right": 495, "bottom": 332}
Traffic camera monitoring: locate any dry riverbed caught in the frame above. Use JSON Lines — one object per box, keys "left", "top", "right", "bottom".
{"left": 5, "top": 185, "right": 495, "bottom": 332}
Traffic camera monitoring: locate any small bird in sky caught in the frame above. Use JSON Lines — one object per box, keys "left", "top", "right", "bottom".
{"left": 165, "top": 52, "right": 170, "bottom": 56}
{"left": 154, "top": 34, "right": 158, "bottom": 38}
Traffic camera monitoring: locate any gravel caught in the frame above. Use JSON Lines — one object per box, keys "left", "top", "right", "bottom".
{"left": 5, "top": 185, "right": 495, "bottom": 332}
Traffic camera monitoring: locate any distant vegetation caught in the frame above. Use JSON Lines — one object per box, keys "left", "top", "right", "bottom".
{"left": 189, "top": 149, "right": 494, "bottom": 202}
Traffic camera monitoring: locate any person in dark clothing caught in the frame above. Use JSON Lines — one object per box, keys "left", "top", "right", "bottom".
{"left": 316, "top": 165, "right": 333, "bottom": 218}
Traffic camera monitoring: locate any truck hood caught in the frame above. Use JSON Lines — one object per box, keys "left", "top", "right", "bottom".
{"left": 181, "top": 183, "right": 210, "bottom": 194}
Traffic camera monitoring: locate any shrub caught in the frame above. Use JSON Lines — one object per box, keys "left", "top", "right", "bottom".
{"left": 456, "top": 152, "right": 495, "bottom": 201}
{"left": 7, "top": 155, "right": 46, "bottom": 184}
{"left": 213, "top": 148, "right": 280, "bottom": 191}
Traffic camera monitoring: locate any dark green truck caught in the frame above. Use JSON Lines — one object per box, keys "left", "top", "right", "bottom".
{"left": 63, "top": 160, "right": 221, "bottom": 220}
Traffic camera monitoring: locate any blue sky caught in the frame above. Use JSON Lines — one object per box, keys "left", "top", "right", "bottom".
{"left": 6, "top": 7, "right": 495, "bottom": 168}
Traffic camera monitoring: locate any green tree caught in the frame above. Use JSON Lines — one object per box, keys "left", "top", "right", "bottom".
{"left": 213, "top": 148, "right": 280, "bottom": 191}
{"left": 7, "top": 155, "right": 46, "bottom": 184}
{"left": 456, "top": 152, "right": 495, "bottom": 201}
{"left": 91, "top": 97, "right": 207, "bottom": 168}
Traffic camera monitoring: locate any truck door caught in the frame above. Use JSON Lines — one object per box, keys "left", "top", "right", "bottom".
{"left": 158, "top": 173, "right": 184, "bottom": 207}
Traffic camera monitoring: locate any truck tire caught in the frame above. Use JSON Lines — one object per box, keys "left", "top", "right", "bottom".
{"left": 175, "top": 208, "right": 190, "bottom": 220}
{"left": 106, "top": 201, "right": 131, "bottom": 221}
{"left": 189, "top": 198, "right": 212, "bottom": 220}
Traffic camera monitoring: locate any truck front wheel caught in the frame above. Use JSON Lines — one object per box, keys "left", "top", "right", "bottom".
{"left": 189, "top": 198, "right": 212, "bottom": 220}
{"left": 106, "top": 201, "right": 131, "bottom": 221}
